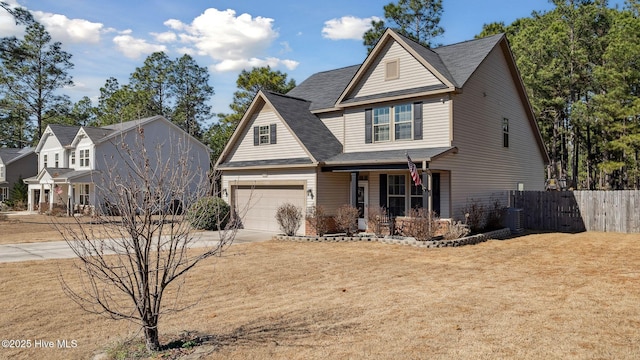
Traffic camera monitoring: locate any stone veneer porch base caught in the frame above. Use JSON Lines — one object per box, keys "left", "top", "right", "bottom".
{"left": 273, "top": 227, "right": 513, "bottom": 249}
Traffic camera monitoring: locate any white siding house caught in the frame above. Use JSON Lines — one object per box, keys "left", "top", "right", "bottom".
{"left": 25, "top": 116, "right": 210, "bottom": 214}
{"left": 216, "top": 29, "right": 549, "bottom": 235}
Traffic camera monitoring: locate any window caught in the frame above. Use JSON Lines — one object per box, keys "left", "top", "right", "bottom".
{"left": 503, "top": 118, "right": 509, "bottom": 148}
{"left": 0, "top": 165, "right": 4, "bottom": 180}
{"left": 373, "top": 107, "right": 390, "bottom": 142}
{"left": 410, "top": 183, "right": 423, "bottom": 210}
{"left": 394, "top": 104, "right": 413, "bottom": 140}
{"left": 79, "top": 149, "right": 90, "bottom": 167}
{"left": 79, "top": 184, "right": 90, "bottom": 205}
{"left": 70, "top": 151, "right": 75, "bottom": 166}
{"left": 368, "top": 104, "right": 416, "bottom": 143}
{"left": 385, "top": 59, "right": 399, "bottom": 80}
{"left": 54, "top": 153, "right": 59, "bottom": 168}
{"left": 253, "top": 124, "right": 277, "bottom": 146}
{"left": 0, "top": 187, "right": 8, "bottom": 201}
{"left": 259, "top": 125, "right": 270, "bottom": 145}
{"left": 387, "top": 175, "right": 406, "bottom": 216}
{"left": 43, "top": 154, "right": 48, "bottom": 168}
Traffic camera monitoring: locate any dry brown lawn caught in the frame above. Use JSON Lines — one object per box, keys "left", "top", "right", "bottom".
{"left": 1, "top": 220, "right": 640, "bottom": 359}
{"left": 0, "top": 214, "right": 104, "bottom": 244}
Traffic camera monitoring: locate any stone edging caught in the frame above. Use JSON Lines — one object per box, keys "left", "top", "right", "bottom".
{"left": 273, "top": 228, "right": 513, "bottom": 249}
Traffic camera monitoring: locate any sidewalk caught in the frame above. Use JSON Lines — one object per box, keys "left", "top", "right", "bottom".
{"left": 0, "top": 229, "right": 276, "bottom": 263}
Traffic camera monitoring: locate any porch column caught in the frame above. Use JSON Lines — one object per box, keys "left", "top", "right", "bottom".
{"left": 48, "top": 184, "right": 54, "bottom": 212}
{"left": 67, "top": 184, "right": 74, "bottom": 216}
{"left": 39, "top": 184, "right": 45, "bottom": 212}
{"left": 350, "top": 172, "right": 359, "bottom": 208}
{"left": 422, "top": 170, "right": 432, "bottom": 214}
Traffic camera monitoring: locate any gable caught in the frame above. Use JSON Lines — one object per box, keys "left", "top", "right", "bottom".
{"left": 223, "top": 103, "right": 310, "bottom": 164}
{"left": 347, "top": 40, "right": 446, "bottom": 101}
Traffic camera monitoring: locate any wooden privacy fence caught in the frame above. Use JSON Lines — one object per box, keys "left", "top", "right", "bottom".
{"left": 508, "top": 190, "right": 640, "bottom": 233}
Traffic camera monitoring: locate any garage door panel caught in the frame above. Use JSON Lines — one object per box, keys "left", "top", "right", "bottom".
{"left": 233, "top": 185, "right": 305, "bottom": 233}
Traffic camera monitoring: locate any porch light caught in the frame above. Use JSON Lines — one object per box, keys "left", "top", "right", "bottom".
{"left": 222, "top": 188, "right": 228, "bottom": 197}
{"left": 307, "top": 189, "right": 314, "bottom": 199}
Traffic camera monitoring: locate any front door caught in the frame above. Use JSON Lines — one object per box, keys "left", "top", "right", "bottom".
{"left": 357, "top": 181, "right": 368, "bottom": 230}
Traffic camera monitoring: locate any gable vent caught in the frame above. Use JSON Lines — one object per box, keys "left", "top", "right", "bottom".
{"left": 385, "top": 59, "right": 399, "bottom": 81}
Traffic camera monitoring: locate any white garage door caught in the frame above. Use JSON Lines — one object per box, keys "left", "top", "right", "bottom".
{"left": 233, "top": 184, "right": 306, "bottom": 233}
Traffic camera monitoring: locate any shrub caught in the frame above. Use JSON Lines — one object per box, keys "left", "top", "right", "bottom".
{"left": 485, "top": 197, "right": 506, "bottom": 231}
{"left": 401, "top": 208, "right": 438, "bottom": 241}
{"left": 335, "top": 205, "right": 359, "bottom": 236}
{"left": 275, "top": 203, "right": 303, "bottom": 236}
{"left": 462, "top": 198, "right": 485, "bottom": 233}
{"left": 306, "top": 205, "right": 330, "bottom": 236}
{"left": 187, "top": 196, "right": 230, "bottom": 230}
{"left": 366, "top": 205, "right": 386, "bottom": 237}
{"left": 443, "top": 220, "right": 470, "bottom": 240}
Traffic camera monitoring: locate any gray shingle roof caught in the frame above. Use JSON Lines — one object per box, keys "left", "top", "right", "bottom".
{"left": 286, "top": 65, "right": 360, "bottom": 111}
{"left": 262, "top": 91, "right": 343, "bottom": 162}
{"left": 48, "top": 124, "right": 81, "bottom": 147}
{"left": 287, "top": 30, "right": 503, "bottom": 109}
{"left": 324, "top": 147, "right": 456, "bottom": 165}
{"left": 217, "top": 158, "right": 313, "bottom": 169}
{"left": 0, "top": 147, "right": 34, "bottom": 164}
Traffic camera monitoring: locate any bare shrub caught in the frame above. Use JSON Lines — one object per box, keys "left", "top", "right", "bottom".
{"left": 485, "top": 197, "right": 506, "bottom": 231}
{"left": 54, "top": 129, "right": 236, "bottom": 352}
{"left": 306, "top": 205, "right": 329, "bottom": 236}
{"left": 462, "top": 198, "right": 485, "bottom": 233}
{"left": 401, "top": 208, "right": 438, "bottom": 241}
{"left": 335, "top": 204, "right": 359, "bottom": 236}
{"left": 367, "top": 205, "right": 386, "bottom": 237}
{"left": 276, "top": 203, "right": 303, "bottom": 236}
{"left": 443, "top": 220, "right": 471, "bottom": 240}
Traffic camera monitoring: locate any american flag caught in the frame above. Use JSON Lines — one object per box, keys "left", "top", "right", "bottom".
{"left": 407, "top": 154, "right": 422, "bottom": 187}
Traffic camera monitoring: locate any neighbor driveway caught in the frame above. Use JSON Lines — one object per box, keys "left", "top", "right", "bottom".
{"left": 0, "top": 229, "right": 276, "bottom": 263}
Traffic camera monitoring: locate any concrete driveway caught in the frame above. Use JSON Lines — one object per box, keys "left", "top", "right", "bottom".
{"left": 0, "top": 229, "right": 276, "bottom": 263}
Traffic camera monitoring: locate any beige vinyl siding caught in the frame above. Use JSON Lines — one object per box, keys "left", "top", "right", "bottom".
{"left": 343, "top": 97, "right": 450, "bottom": 153}
{"left": 227, "top": 108, "right": 308, "bottom": 162}
{"left": 316, "top": 171, "right": 350, "bottom": 215}
{"left": 221, "top": 168, "right": 317, "bottom": 210}
{"left": 351, "top": 41, "right": 444, "bottom": 99}
{"left": 442, "top": 45, "right": 546, "bottom": 219}
{"left": 319, "top": 113, "right": 345, "bottom": 146}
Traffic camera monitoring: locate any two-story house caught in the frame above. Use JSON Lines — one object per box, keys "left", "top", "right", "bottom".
{"left": 215, "top": 29, "right": 550, "bottom": 235}
{"left": 25, "top": 116, "right": 211, "bottom": 214}
{"left": 0, "top": 147, "right": 37, "bottom": 202}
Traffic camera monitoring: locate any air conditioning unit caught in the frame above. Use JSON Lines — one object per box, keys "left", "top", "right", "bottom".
{"left": 506, "top": 208, "right": 523, "bottom": 234}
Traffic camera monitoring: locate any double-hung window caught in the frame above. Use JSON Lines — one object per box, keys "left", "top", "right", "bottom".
{"left": 259, "top": 125, "right": 270, "bottom": 145}
{"left": 79, "top": 149, "right": 90, "bottom": 167}
{"left": 367, "top": 102, "right": 420, "bottom": 143}
{"left": 394, "top": 104, "right": 413, "bottom": 140}
{"left": 43, "top": 154, "right": 48, "bottom": 168}
{"left": 387, "top": 175, "right": 406, "bottom": 216}
{"left": 373, "top": 107, "right": 390, "bottom": 142}
{"left": 70, "top": 151, "right": 76, "bottom": 166}
{"left": 253, "top": 123, "right": 277, "bottom": 146}
{"left": 79, "top": 184, "right": 90, "bottom": 205}
{"left": 54, "top": 153, "right": 59, "bottom": 168}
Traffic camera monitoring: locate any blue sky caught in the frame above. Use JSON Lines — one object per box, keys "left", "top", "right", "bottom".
{"left": 0, "top": 0, "right": 625, "bottom": 126}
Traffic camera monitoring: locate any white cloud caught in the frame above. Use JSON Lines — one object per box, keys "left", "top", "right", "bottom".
{"left": 151, "top": 31, "right": 177, "bottom": 43}
{"left": 112, "top": 35, "right": 167, "bottom": 59}
{"left": 322, "top": 16, "right": 380, "bottom": 40}
{"left": 212, "top": 57, "right": 299, "bottom": 73}
{"left": 166, "top": 8, "right": 296, "bottom": 72}
{"left": 33, "top": 11, "right": 103, "bottom": 44}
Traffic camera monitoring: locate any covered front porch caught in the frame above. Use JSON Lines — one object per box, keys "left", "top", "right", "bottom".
{"left": 318, "top": 147, "right": 457, "bottom": 232}
{"left": 24, "top": 168, "right": 95, "bottom": 215}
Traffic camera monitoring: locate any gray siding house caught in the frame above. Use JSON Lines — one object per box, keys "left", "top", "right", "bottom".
{"left": 25, "top": 116, "right": 211, "bottom": 213}
{"left": 216, "top": 29, "right": 550, "bottom": 234}
{"left": 0, "top": 147, "right": 37, "bottom": 202}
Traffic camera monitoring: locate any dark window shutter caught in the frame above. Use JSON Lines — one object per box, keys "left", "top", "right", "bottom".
{"left": 413, "top": 102, "right": 423, "bottom": 140}
{"left": 253, "top": 126, "right": 259, "bottom": 146}
{"left": 379, "top": 174, "right": 387, "bottom": 208}
{"left": 365, "top": 108, "right": 372, "bottom": 144}
{"left": 270, "top": 123, "right": 277, "bottom": 144}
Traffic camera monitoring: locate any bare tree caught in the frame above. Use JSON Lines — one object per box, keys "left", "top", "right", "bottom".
{"left": 54, "top": 127, "right": 236, "bottom": 351}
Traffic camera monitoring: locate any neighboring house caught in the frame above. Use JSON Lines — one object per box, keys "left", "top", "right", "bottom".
{"left": 0, "top": 147, "right": 37, "bottom": 202}
{"left": 24, "top": 116, "right": 211, "bottom": 214}
{"left": 215, "top": 29, "right": 550, "bottom": 235}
